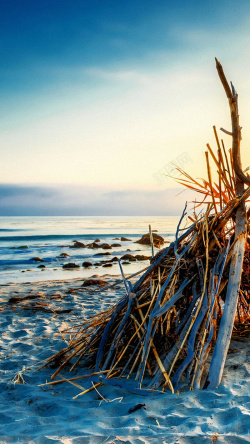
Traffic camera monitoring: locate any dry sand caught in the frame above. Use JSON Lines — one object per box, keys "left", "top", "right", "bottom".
{"left": 0, "top": 276, "right": 249, "bottom": 443}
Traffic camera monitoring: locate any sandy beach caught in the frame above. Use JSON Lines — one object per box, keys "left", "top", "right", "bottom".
{"left": 0, "top": 275, "right": 249, "bottom": 443}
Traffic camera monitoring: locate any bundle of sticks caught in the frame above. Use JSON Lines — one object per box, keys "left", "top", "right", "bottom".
{"left": 43, "top": 59, "right": 250, "bottom": 393}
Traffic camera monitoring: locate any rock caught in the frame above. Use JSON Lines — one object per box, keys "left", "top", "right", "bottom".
{"left": 152, "top": 230, "right": 158, "bottom": 232}
{"left": 50, "top": 292, "right": 63, "bottom": 299}
{"left": 122, "top": 262, "right": 130, "bottom": 265}
{"left": 111, "top": 243, "right": 122, "bottom": 247}
{"left": 82, "top": 279, "right": 107, "bottom": 287}
{"left": 94, "top": 239, "right": 101, "bottom": 243}
{"left": 121, "top": 237, "right": 132, "bottom": 241}
{"left": 59, "top": 253, "right": 70, "bottom": 257}
{"left": 113, "top": 238, "right": 120, "bottom": 240}
{"left": 63, "top": 263, "right": 80, "bottom": 269}
{"left": 126, "top": 249, "right": 131, "bottom": 251}
{"left": 111, "top": 256, "right": 119, "bottom": 262}
{"left": 135, "top": 254, "right": 151, "bottom": 261}
{"left": 135, "top": 233, "right": 164, "bottom": 247}
{"left": 82, "top": 261, "right": 92, "bottom": 268}
{"left": 37, "top": 265, "right": 46, "bottom": 268}
{"left": 87, "top": 242, "right": 99, "bottom": 249}
{"left": 31, "top": 257, "right": 44, "bottom": 262}
{"left": 93, "top": 252, "right": 111, "bottom": 256}
{"left": 70, "top": 241, "right": 85, "bottom": 248}
{"left": 94, "top": 262, "right": 102, "bottom": 266}
{"left": 99, "top": 243, "right": 112, "bottom": 250}
{"left": 17, "top": 245, "right": 29, "bottom": 249}
{"left": 102, "top": 263, "right": 113, "bottom": 267}
{"left": 121, "top": 254, "right": 136, "bottom": 261}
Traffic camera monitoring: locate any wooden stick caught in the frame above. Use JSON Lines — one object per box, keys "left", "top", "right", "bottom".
{"left": 149, "top": 225, "right": 154, "bottom": 258}
{"left": 221, "top": 139, "right": 234, "bottom": 192}
{"left": 206, "top": 58, "right": 247, "bottom": 389}
{"left": 38, "top": 370, "right": 110, "bottom": 387}
{"left": 205, "top": 151, "right": 218, "bottom": 213}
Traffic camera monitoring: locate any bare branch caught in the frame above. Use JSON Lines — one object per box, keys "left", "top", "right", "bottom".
{"left": 220, "top": 128, "right": 233, "bottom": 136}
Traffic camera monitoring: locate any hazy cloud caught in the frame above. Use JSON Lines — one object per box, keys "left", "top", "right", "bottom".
{"left": 0, "top": 183, "right": 194, "bottom": 216}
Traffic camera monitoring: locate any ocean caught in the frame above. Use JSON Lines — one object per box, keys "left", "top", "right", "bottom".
{"left": 0, "top": 215, "right": 180, "bottom": 284}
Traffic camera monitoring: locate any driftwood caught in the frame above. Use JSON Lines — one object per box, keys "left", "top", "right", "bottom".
{"left": 42, "top": 59, "right": 250, "bottom": 395}
{"left": 206, "top": 59, "right": 248, "bottom": 389}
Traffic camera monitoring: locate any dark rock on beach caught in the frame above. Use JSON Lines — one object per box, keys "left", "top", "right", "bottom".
{"left": 94, "top": 252, "right": 111, "bottom": 256}
{"left": 135, "top": 254, "right": 151, "bottom": 261}
{"left": 82, "top": 261, "right": 92, "bottom": 268}
{"left": 102, "top": 263, "right": 113, "bottom": 267}
{"left": 111, "top": 243, "right": 122, "bottom": 247}
{"left": 121, "top": 254, "right": 136, "bottom": 261}
{"left": 31, "top": 257, "right": 44, "bottom": 262}
{"left": 37, "top": 265, "right": 46, "bottom": 268}
{"left": 63, "top": 263, "right": 80, "bottom": 269}
{"left": 135, "top": 233, "right": 164, "bottom": 246}
{"left": 94, "top": 239, "right": 101, "bottom": 243}
{"left": 121, "top": 237, "right": 132, "bottom": 241}
{"left": 82, "top": 279, "right": 107, "bottom": 287}
{"left": 70, "top": 241, "right": 86, "bottom": 248}
{"left": 99, "top": 243, "right": 112, "bottom": 249}
{"left": 88, "top": 242, "right": 99, "bottom": 249}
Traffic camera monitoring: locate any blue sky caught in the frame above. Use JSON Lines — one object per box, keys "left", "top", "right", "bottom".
{"left": 1, "top": 0, "right": 250, "bottom": 215}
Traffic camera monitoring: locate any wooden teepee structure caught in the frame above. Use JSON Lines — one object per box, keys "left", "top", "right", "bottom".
{"left": 42, "top": 59, "right": 250, "bottom": 394}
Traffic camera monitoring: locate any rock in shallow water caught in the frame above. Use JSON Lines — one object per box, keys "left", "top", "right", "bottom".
{"left": 62, "top": 263, "right": 80, "bottom": 269}
{"left": 135, "top": 233, "right": 164, "bottom": 246}
{"left": 82, "top": 261, "right": 92, "bottom": 268}
{"left": 99, "top": 243, "right": 112, "bottom": 249}
{"left": 121, "top": 254, "right": 136, "bottom": 261}
{"left": 70, "top": 241, "right": 85, "bottom": 248}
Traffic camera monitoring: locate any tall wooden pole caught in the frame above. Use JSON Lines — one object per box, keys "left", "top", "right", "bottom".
{"left": 206, "top": 59, "right": 247, "bottom": 389}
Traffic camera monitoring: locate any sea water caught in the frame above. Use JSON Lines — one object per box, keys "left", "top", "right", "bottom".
{"left": 0, "top": 216, "right": 180, "bottom": 284}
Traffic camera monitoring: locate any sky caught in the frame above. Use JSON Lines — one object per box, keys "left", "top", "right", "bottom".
{"left": 1, "top": 0, "right": 250, "bottom": 216}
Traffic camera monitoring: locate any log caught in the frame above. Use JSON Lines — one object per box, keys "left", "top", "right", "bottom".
{"left": 205, "top": 59, "right": 247, "bottom": 389}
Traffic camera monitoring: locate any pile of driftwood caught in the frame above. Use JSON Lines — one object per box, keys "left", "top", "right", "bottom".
{"left": 43, "top": 59, "right": 250, "bottom": 394}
